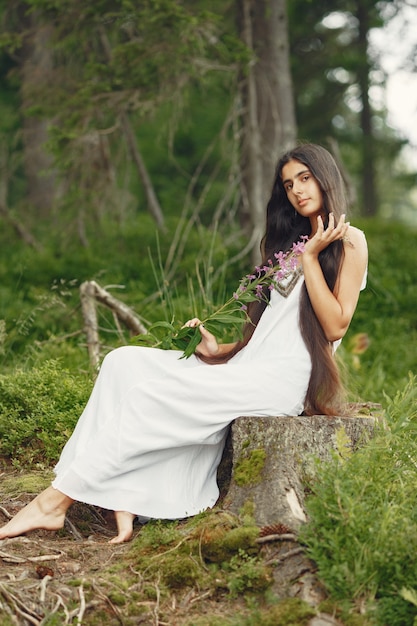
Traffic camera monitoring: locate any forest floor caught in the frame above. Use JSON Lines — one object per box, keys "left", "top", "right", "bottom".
{"left": 0, "top": 469, "right": 340, "bottom": 626}
{"left": 0, "top": 474, "right": 144, "bottom": 625}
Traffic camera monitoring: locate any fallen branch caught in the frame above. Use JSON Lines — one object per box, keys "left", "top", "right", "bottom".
{"left": 0, "top": 505, "right": 12, "bottom": 519}
{"left": 0, "top": 583, "right": 42, "bottom": 625}
{"left": 255, "top": 533, "right": 297, "bottom": 544}
{"left": 265, "top": 546, "right": 305, "bottom": 566}
{"left": 80, "top": 280, "right": 147, "bottom": 369}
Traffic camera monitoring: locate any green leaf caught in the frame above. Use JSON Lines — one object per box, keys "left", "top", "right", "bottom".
{"left": 173, "top": 327, "right": 202, "bottom": 359}
{"left": 148, "top": 321, "right": 177, "bottom": 333}
{"left": 130, "top": 333, "right": 159, "bottom": 347}
{"left": 171, "top": 326, "right": 199, "bottom": 353}
{"left": 208, "top": 313, "right": 247, "bottom": 324}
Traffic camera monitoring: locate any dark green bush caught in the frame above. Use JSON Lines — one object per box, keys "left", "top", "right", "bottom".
{"left": 0, "top": 360, "right": 92, "bottom": 466}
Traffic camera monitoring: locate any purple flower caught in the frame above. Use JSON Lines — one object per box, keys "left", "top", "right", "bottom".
{"left": 274, "top": 251, "right": 286, "bottom": 265}
{"left": 292, "top": 241, "right": 306, "bottom": 254}
{"left": 275, "top": 269, "right": 286, "bottom": 281}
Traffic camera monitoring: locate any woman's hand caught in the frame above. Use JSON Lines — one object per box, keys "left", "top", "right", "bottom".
{"left": 183, "top": 318, "right": 219, "bottom": 357}
{"left": 303, "top": 213, "right": 350, "bottom": 259}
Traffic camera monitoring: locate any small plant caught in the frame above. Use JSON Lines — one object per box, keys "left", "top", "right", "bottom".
{"left": 226, "top": 550, "right": 272, "bottom": 597}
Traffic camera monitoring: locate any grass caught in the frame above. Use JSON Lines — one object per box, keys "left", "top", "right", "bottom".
{"left": 0, "top": 217, "right": 416, "bottom": 623}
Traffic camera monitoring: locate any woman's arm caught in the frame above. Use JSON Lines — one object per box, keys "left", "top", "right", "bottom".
{"left": 301, "top": 215, "right": 368, "bottom": 342}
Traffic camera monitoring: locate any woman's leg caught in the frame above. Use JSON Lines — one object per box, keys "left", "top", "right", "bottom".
{"left": 110, "top": 511, "right": 136, "bottom": 544}
{"left": 0, "top": 486, "right": 74, "bottom": 539}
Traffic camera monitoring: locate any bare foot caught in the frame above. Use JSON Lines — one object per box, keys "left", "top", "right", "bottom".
{"left": 109, "top": 511, "right": 135, "bottom": 544}
{"left": 0, "top": 486, "right": 73, "bottom": 540}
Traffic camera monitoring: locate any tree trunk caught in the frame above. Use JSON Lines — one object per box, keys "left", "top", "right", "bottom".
{"left": 218, "top": 410, "right": 378, "bottom": 529}
{"left": 237, "top": 0, "right": 297, "bottom": 263}
{"left": 356, "top": 0, "right": 378, "bottom": 217}
{"left": 20, "top": 14, "right": 57, "bottom": 216}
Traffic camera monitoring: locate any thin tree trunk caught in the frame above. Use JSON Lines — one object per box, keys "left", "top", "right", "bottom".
{"left": 0, "top": 145, "right": 42, "bottom": 250}
{"left": 252, "top": 0, "right": 297, "bottom": 191}
{"left": 239, "top": 0, "right": 265, "bottom": 264}
{"left": 98, "top": 27, "right": 165, "bottom": 230}
{"left": 20, "top": 14, "right": 57, "bottom": 215}
{"left": 119, "top": 112, "right": 166, "bottom": 231}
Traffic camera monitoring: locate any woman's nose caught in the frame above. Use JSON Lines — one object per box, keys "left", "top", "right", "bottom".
{"left": 293, "top": 182, "right": 302, "bottom": 195}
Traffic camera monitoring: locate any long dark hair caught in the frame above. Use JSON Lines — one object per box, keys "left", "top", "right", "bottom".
{"left": 201, "top": 143, "right": 347, "bottom": 416}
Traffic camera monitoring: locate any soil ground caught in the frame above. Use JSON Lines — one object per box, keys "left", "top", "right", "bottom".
{"left": 0, "top": 469, "right": 340, "bottom": 626}
{"left": 0, "top": 472, "right": 142, "bottom": 625}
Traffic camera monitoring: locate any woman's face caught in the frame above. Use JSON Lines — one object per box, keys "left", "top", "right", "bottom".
{"left": 281, "top": 159, "right": 324, "bottom": 221}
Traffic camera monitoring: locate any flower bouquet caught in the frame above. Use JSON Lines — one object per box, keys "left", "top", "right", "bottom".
{"left": 134, "top": 238, "right": 307, "bottom": 358}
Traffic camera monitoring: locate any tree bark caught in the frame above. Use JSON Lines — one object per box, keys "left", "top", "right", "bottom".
{"left": 20, "top": 13, "right": 57, "bottom": 215}
{"left": 238, "top": 0, "right": 265, "bottom": 263}
{"left": 218, "top": 411, "right": 378, "bottom": 529}
{"left": 237, "top": 0, "right": 297, "bottom": 262}
{"left": 356, "top": 0, "right": 378, "bottom": 216}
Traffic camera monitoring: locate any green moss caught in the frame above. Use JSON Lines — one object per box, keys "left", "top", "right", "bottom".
{"left": 234, "top": 448, "right": 267, "bottom": 486}
{"left": 130, "top": 519, "right": 182, "bottom": 554}
{"left": 107, "top": 592, "right": 126, "bottom": 606}
{"left": 335, "top": 426, "right": 352, "bottom": 461}
{"left": 239, "top": 597, "right": 316, "bottom": 625}
{"left": 226, "top": 551, "right": 272, "bottom": 598}
{"left": 200, "top": 524, "right": 260, "bottom": 563}
{"left": 181, "top": 597, "right": 316, "bottom": 625}
{"left": 239, "top": 500, "right": 256, "bottom": 521}
{"left": 0, "top": 471, "right": 53, "bottom": 495}
{"left": 160, "top": 552, "right": 202, "bottom": 588}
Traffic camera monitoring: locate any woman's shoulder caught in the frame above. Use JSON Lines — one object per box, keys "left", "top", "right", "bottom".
{"left": 344, "top": 225, "right": 368, "bottom": 255}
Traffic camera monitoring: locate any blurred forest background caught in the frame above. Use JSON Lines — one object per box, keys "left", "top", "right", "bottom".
{"left": 1, "top": 2, "right": 417, "bottom": 623}
{"left": 0, "top": 0, "right": 416, "bottom": 382}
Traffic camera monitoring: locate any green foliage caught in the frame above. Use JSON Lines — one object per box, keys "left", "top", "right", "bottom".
{"left": 0, "top": 360, "right": 92, "bottom": 465}
{"left": 300, "top": 375, "right": 417, "bottom": 625}
{"left": 127, "top": 511, "right": 271, "bottom": 605}
{"left": 184, "top": 597, "right": 315, "bottom": 626}
{"left": 226, "top": 550, "right": 271, "bottom": 598}
{"left": 0, "top": 0, "right": 243, "bottom": 242}
{"left": 342, "top": 219, "right": 417, "bottom": 401}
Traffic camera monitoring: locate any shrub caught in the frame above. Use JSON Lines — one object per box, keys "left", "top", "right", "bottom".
{"left": 300, "top": 376, "right": 417, "bottom": 625}
{"left": 0, "top": 360, "right": 92, "bottom": 466}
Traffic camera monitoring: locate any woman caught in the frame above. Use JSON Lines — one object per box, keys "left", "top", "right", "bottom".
{"left": 0, "top": 143, "right": 368, "bottom": 544}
